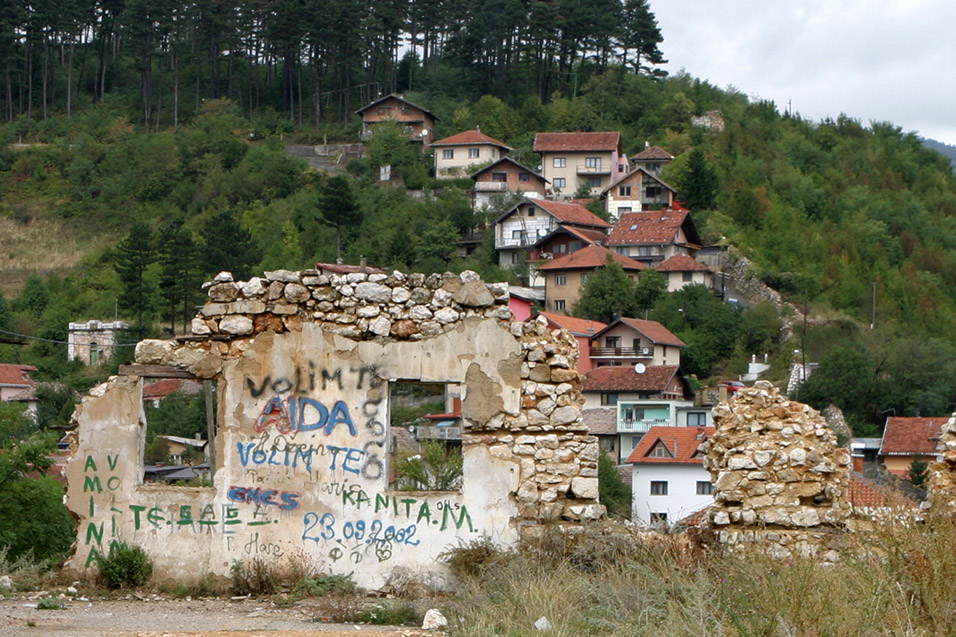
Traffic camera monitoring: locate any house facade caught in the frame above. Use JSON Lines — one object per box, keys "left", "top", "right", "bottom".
{"left": 355, "top": 94, "right": 437, "bottom": 147}
{"left": 470, "top": 157, "right": 548, "bottom": 210}
{"left": 608, "top": 210, "right": 702, "bottom": 264}
{"left": 589, "top": 317, "right": 685, "bottom": 367}
{"left": 627, "top": 425, "right": 716, "bottom": 527}
{"left": 602, "top": 168, "right": 677, "bottom": 220}
{"left": 431, "top": 130, "right": 511, "bottom": 178}
{"left": 879, "top": 416, "right": 947, "bottom": 478}
{"left": 653, "top": 254, "right": 714, "bottom": 292}
{"left": 68, "top": 320, "right": 130, "bottom": 365}
{"left": 494, "top": 199, "right": 610, "bottom": 270}
{"left": 630, "top": 144, "right": 674, "bottom": 176}
{"left": 533, "top": 132, "right": 628, "bottom": 197}
{"left": 537, "top": 245, "right": 644, "bottom": 314}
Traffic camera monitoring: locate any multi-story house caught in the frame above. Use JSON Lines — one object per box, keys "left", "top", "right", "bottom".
{"left": 588, "top": 317, "right": 685, "bottom": 368}
{"left": 536, "top": 312, "right": 607, "bottom": 374}
{"left": 537, "top": 245, "right": 645, "bottom": 314}
{"left": 601, "top": 168, "right": 678, "bottom": 220}
{"left": 627, "top": 425, "right": 715, "bottom": 527}
{"left": 430, "top": 130, "right": 511, "bottom": 178}
{"left": 879, "top": 416, "right": 947, "bottom": 478}
{"left": 653, "top": 253, "right": 714, "bottom": 292}
{"left": 470, "top": 157, "right": 548, "bottom": 211}
{"left": 533, "top": 131, "right": 628, "bottom": 197}
{"left": 630, "top": 144, "right": 674, "bottom": 176}
{"left": 607, "top": 210, "right": 702, "bottom": 264}
{"left": 494, "top": 198, "right": 610, "bottom": 269}
{"left": 355, "top": 94, "right": 438, "bottom": 148}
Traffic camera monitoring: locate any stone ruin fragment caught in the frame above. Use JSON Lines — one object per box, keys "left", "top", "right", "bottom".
{"left": 928, "top": 415, "right": 956, "bottom": 510}
{"left": 702, "top": 380, "right": 852, "bottom": 559}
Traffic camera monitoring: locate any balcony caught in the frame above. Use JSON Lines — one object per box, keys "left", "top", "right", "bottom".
{"left": 589, "top": 346, "right": 654, "bottom": 358}
{"left": 415, "top": 425, "right": 462, "bottom": 440}
{"left": 619, "top": 418, "right": 669, "bottom": 433}
{"left": 473, "top": 181, "right": 509, "bottom": 192}
{"left": 576, "top": 164, "right": 611, "bottom": 176}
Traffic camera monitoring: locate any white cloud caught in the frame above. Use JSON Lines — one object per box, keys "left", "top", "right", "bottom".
{"left": 652, "top": 0, "right": 956, "bottom": 144}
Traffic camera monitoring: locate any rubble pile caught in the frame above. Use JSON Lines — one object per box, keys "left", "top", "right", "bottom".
{"left": 928, "top": 416, "right": 956, "bottom": 510}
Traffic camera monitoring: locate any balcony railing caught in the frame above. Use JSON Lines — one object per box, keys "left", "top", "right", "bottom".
{"left": 589, "top": 346, "right": 654, "bottom": 358}
{"left": 619, "top": 418, "right": 669, "bottom": 433}
{"left": 473, "top": 181, "right": 509, "bottom": 192}
{"left": 415, "top": 425, "right": 462, "bottom": 440}
{"left": 576, "top": 164, "right": 611, "bottom": 176}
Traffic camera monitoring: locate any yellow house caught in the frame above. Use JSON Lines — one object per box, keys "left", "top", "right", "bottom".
{"left": 431, "top": 130, "right": 511, "bottom": 177}
{"left": 879, "top": 416, "right": 946, "bottom": 478}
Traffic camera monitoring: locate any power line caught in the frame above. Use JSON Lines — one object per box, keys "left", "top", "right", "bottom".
{"left": 0, "top": 328, "right": 140, "bottom": 347}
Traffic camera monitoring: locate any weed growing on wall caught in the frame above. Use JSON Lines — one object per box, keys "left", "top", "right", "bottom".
{"left": 438, "top": 536, "right": 505, "bottom": 578}
{"left": 97, "top": 543, "right": 153, "bottom": 589}
{"left": 394, "top": 439, "right": 463, "bottom": 491}
{"left": 231, "top": 556, "right": 313, "bottom": 595}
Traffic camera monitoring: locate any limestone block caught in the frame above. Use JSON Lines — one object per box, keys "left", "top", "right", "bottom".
{"left": 570, "top": 476, "right": 599, "bottom": 499}
{"left": 452, "top": 279, "right": 494, "bottom": 307}
{"left": 190, "top": 318, "right": 211, "bottom": 335}
{"left": 284, "top": 283, "right": 310, "bottom": 303}
{"left": 135, "top": 339, "right": 174, "bottom": 364}
{"left": 220, "top": 315, "right": 254, "bottom": 335}
{"left": 369, "top": 316, "right": 391, "bottom": 337}
{"left": 208, "top": 282, "right": 240, "bottom": 302}
{"left": 357, "top": 305, "right": 380, "bottom": 318}
{"left": 354, "top": 282, "right": 392, "bottom": 302}
{"left": 264, "top": 269, "right": 301, "bottom": 283}
{"left": 433, "top": 307, "right": 460, "bottom": 324}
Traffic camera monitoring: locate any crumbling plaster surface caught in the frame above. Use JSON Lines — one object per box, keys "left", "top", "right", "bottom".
{"left": 64, "top": 269, "right": 604, "bottom": 590}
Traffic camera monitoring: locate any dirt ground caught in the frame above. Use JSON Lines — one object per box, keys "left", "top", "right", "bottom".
{"left": 0, "top": 596, "right": 443, "bottom": 637}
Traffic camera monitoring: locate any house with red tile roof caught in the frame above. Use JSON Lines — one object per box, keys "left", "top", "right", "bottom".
{"left": 879, "top": 416, "right": 947, "bottom": 478}
{"left": 0, "top": 363, "right": 38, "bottom": 417}
{"left": 601, "top": 167, "right": 677, "bottom": 220}
{"left": 608, "top": 210, "right": 702, "bottom": 264}
{"left": 469, "top": 157, "right": 548, "bottom": 210}
{"left": 588, "top": 317, "right": 685, "bottom": 368}
{"left": 526, "top": 225, "right": 608, "bottom": 282}
{"left": 355, "top": 94, "right": 437, "bottom": 148}
{"left": 536, "top": 245, "right": 645, "bottom": 314}
{"left": 431, "top": 129, "right": 512, "bottom": 177}
{"left": 537, "top": 311, "right": 607, "bottom": 373}
{"left": 582, "top": 364, "right": 710, "bottom": 464}
{"left": 494, "top": 198, "right": 610, "bottom": 271}
{"left": 533, "top": 131, "right": 628, "bottom": 197}
{"left": 630, "top": 144, "right": 674, "bottom": 176}
{"left": 653, "top": 253, "right": 714, "bottom": 291}
{"left": 626, "top": 425, "right": 715, "bottom": 527}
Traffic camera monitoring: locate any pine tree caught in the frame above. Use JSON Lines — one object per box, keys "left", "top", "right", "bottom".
{"left": 319, "top": 175, "right": 361, "bottom": 262}
{"left": 157, "top": 217, "right": 199, "bottom": 336}
{"left": 115, "top": 222, "right": 155, "bottom": 337}
{"left": 201, "top": 210, "right": 260, "bottom": 280}
{"left": 678, "top": 149, "right": 719, "bottom": 210}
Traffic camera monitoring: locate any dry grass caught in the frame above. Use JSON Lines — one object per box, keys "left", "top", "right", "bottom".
{"left": 438, "top": 511, "right": 956, "bottom": 636}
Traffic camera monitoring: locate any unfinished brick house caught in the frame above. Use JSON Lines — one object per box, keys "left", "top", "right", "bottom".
{"left": 64, "top": 269, "right": 604, "bottom": 590}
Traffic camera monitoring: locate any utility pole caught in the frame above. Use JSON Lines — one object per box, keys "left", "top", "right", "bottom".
{"left": 870, "top": 281, "right": 876, "bottom": 330}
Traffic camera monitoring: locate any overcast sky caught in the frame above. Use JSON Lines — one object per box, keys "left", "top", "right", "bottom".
{"left": 652, "top": 0, "right": 956, "bottom": 145}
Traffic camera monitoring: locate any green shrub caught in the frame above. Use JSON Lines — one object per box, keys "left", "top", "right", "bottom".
{"left": 438, "top": 536, "right": 504, "bottom": 578}
{"left": 598, "top": 454, "right": 632, "bottom": 519}
{"left": 231, "top": 557, "right": 311, "bottom": 595}
{"left": 296, "top": 573, "right": 359, "bottom": 597}
{"left": 37, "top": 596, "right": 65, "bottom": 610}
{"left": 350, "top": 600, "right": 421, "bottom": 626}
{"left": 98, "top": 543, "right": 153, "bottom": 589}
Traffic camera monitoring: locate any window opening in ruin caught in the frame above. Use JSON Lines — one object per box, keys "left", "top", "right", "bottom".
{"left": 388, "top": 381, "right": 462, "bottom": 492}
{"left": 141, "top": 377, "right": 217, "bottom": 486}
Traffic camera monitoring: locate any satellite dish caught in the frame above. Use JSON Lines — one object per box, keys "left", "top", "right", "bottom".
{"left": 634, "top": 363, "right": 646, "bottom": 374}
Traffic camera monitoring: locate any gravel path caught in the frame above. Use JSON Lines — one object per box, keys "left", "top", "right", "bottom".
{"left": 0, "top": 597, "right": 440, "bottom": 636}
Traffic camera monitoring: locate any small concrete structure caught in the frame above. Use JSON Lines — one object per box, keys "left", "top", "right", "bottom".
{"left": 68, "top": 320, "right": 130, "bottom": 365}
{"left": 64, "top": 269, "right": 604, "bottom": 590}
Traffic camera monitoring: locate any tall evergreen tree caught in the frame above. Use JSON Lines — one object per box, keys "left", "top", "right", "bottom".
{"left": 201, "top": 210, "right": 260, "bottom": 280}
{"left": 157, "top": 217, "right": 199, "bottom": 336}
{"left": 319, "top": 175, "right": 361, "bottom": 262}
{"left": 677, "top": 149, "right": 719, "bottom": 211}
{"left": 115, "top": 222, "right": 155, "bottom": 336}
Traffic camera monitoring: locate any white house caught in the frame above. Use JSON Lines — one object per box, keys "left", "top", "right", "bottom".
{"left": 626, "top": 425, "right": 716, "bottom": 527}
{"left": 493, "top": 198, "right": 610, "bottom": 269}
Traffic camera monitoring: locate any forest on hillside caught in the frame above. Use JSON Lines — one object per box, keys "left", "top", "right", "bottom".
{"left": 1, "top": 1, "right": 956, "bottom": 437}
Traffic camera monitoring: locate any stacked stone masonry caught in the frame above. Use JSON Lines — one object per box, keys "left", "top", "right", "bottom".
{"left": 64, "top": 268, "right": 604, "bottom": 590}
{"left": 928, "top": 415, "right": 956, "bottom": 510}
{"left": 703, "top": 381, "right": 852, "bottom": 559}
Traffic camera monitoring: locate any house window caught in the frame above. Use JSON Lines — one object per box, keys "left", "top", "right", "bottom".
{"left": 377, "top": 106, "right": 392, "bottom": 115}
{"left": 687, "top": 412, "right": 707, "bottom": 427}
{"left": 682, "top": 271, "right": 693, "bottom": 282}
{"left": 650, "top": 512, "right": 668, "bottom": 524}
{"left": 553, "top": 300, "right": 566, "bottom": 311}
{"left": 442, "top": 149, "right": 454, "bottom": 159}
{"left": 492, "top": 172, "right": 507, "bottom": 182}
{"left": 619, "top": 165, "right": 625, "bottom": 173}
{"left": 619, "top": 186, "right": 631, "bottom": 197}
{"left": 618, "top": 207, "right": 632, "bottom": 213}
{"left": 511, "top": 230, "right": 523, "bottom": 240}
{"left": 697, "top": 481, "right": 714, "bottom": 495}
{"left": 621, "top": 406, "right": 644, "bottom": 422}
{"left": 648, "top": 442, "right": 672, "bottom": 458}
{"left": 468, "top": 148, "right": 480, "bottom": 158}
{"left": 585, "top": 157, "right": 601, "bottom": 169}
{"left": 554, "top": 177, "right": 566, "bottom": 189}
{"left": 527, "top": 207, "right": 535, "bottom": 216}
{"left": 650, "top": 481, "right": 668, "bottom": 495}
{"left": 511, "top": 252, "right": 523, "bottom": 264}
{"left": 606, "top": 336, "right": 620, "bottom": 348}
{"left": 645, "top": 185, "right": 662, "bottom": 198}
{"left": 569, "top": 240, "right": 581, "bottom": 251}
{"left": 555, "top": 243, "right": 567, "bottom": 254}
{"left": 588, "top": 177, "right": 602, "bottom": 188}
{"left": 632, "top": 338, "right": 641, "bottom": 350}
{"left": 553, "top": 157, "right": 566, "bottom": 168}
{"left": 580, "top": 273, "right": 589, "bottom": 284}
{"left": 555, "top": 274, "right": 567, "bottom": 286}
{"left": 89, "top": 342, "right": 99, "bottom": 366}
{"left": 389, "top": 381, "right": 462, "bottom": 492}
{"left": 600, "top": 393, "right": 618, "bottom": 406}
{"left": 519, "top": 172, "right": 530, "bottom": 182}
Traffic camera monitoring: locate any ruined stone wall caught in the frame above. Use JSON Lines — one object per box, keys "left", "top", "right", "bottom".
{"left": 64, "top": 269, "right": 603, "bottom": 590}
{"left": 928, "top": 415, "right": 956, "bottom": 510}
{"left": 703, "top": 381, "right": 852, "bottom": 560}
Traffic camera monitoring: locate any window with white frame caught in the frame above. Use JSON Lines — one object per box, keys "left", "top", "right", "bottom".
{"left": 555, "top": 274, "right": 567, "bottom": 286}
{"left": 442, "top": 149, "right": 454, "bottom": 159}
{"left": 553, "top": 299, "right": 566, "bottom": 311}
{"left": 650, "top": 481, "right": 668, "bottom": 495}
{"left": 600, "top": 393, "right": 618, "bottom": 406}
{"left": 585, "top": 157, "right": 601, "bottom": 169}
{"left": 553, "top": 157, "right": 566, "bottom": 168}
{"left": 687, "top": 412, "right": 707, "bottom": 426}
{"left": 468, "top": 148, "right": 480, "bottom": 158}
{"left": 696, "top": 481, "right": 714, "bottom": 495}
{"left": 554, "top": 177, "right": 566, "bottom": 189}
{"left": 648, "top": 441, "right": 672, "bottom": 458}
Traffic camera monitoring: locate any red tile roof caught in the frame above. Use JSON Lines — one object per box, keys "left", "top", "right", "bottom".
{"left": 533, "top": 131, "right": 622, "bottom": 153}
{"left": 316, "top": 262, "right": 387, "bottom": 275}
{"left": 583, "top": 364, "right": 681, "bottom": 393}
{"left": 354, "top": 94, "right": 437, "bottom": 119}
{"left": 538, "top": 245, "right": 646, "bottom": 272}
{"left": 653, "top": 254, "right": 710, "bottom": 273}
{"left": 632, "top": 145, "right": 674, "bottom": 160}
{"left": 582, "top": 408, "right": 618, "bottom": 436}
{"left": 538, "top": 312, "right": 607, "bottom": 336}
{"left": 431, "top": 130, "right": 511, "bottom": 149}
{"left": 608, "top": 211, "right": 694, "bottom": 246}
{"left": 880, "top": 416, "right": 947, "bottom": 456}
{"left": 604, "top": 167, "right": 677, "bottom": 196}
{"left": 0, "top": 364, "right": 37, "bottom": 387}
{"left": 616, "top": 317, "right": 686, "bottom": 347}
{"left": 143, "top": 378, "right": 203, "bottom": 401}
{"left": 533, "top": 200, "right": 610, "bottom": 228}
{"left": 471, "top": 157, "right": 545, "bottom": 181}
{"left": 626, "top": 426, "right": 715, "bottom": 464}
{"left": 848, "top": 472, "right": 891, "bottom": 509}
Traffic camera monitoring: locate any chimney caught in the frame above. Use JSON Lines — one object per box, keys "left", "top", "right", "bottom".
{"left": 645, "top": 140, "right": 650, "bottom": 149}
